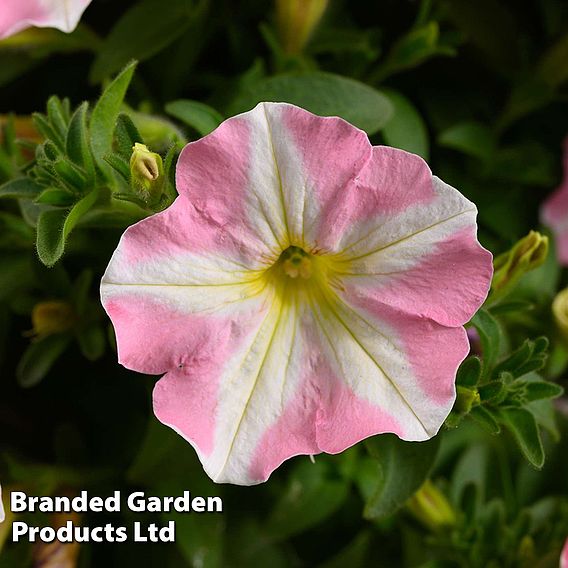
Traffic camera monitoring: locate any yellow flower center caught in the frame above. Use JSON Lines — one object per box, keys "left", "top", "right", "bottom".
{"left": 279, "top": 246, "right": 313, "bottom": 279}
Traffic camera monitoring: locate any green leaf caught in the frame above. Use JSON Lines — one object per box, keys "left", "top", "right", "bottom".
{"left": 66, "top": 101, "right": 95, "bottom": 183}
{"left": 113, "top": 113, "right": 143, "bottom": 159}
{"left": 33, "top": 112, "right": 65, "bottom": 150}
{"left": 90, "top": 0, "right": 196, "bottom": 83}
{"left": 0, "top": 177, "right": 42, "bottom": 199}
{"left": 438, "top": 121, "right": 496, "bottom": 161}
{"left": 35, "top": 188, "right": 75, "bottom": 206}
{"left": 478, "top": 380, "right": 506, "bottom": 403}
{"left": 471, "top": 310, "right": 502, "bottom": 375}
{"left": 90, "top": 61, "right": 137, "bottom": 170}
{"left": 469, "top": 406, "right": 501, "bottom": 434}
{"left": 266, "top": 460, "right": 349, "bottom": 540}
{"left": 373, "top": 21, "right": 456, "bottom": 81}
{"left": 519, "top": 380, "right": 563, "bottom": 402}
{"left": 16, "top": 334, "right": 71, "bottom": 388}
{"left": 363, "top": 434, "right": 440, "bottom": 520}
{"left": 46, "top": 96, "right": 69, "bottom": 140}
{"left": 499, "top": 407, "right": 544, "bottom": 468}
{"left": 36, "top": 189, "right": 99, "bottom": 266}
{"left": 456, "top": 356, "right": 482, "bottom": 387}
{"left": 165, "top": 100, "right": 224, "bottom": 137}
{"left": 229, "top": 72, "right": 394, "bottom": 135}
{"left": 381, "top": 88, "right": 429, "bottom": 159}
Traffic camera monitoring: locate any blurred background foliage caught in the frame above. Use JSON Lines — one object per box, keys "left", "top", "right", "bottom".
{"left": 0, "top": 0, "right": 568, "bottom": 566}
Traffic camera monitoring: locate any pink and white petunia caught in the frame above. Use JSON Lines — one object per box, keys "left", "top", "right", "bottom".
{"left": 562, "top": 538, "right": 568, "bottom": 568}
{"left": 542, "top": 137, "right": 568, "bottom": 265}
{"left": 0, "top": 0, "right": 92, "bottom": 40}
{"left": 101, "top": 102, "right": 493, "bottom": 485}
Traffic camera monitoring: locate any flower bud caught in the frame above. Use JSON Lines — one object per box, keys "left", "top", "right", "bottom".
{"left": 406, "top": 479, "right": 456, "bottom": 531}
{"left": 28, "top": 301, "right": 75, "bottom": 340}
{"left": 553, "top": 287, "right": 568, "bottom": 342}
{"left": 276, "top": 0, "right": 328, "bottom": 54}
{"left": 491, "top": 231, "right": 548, "bottom": 301}
{"left": 454, "top": 385, "right": 480, "bottom": 414}
{"left": 130, "top": 143, "right": 164, "bottom": 203}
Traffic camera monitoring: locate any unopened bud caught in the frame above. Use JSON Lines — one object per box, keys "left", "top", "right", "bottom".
{"left": 130, "top": 143, "right": 164, "bottom": 203}
{"left": 491, "top": 231, "right": 548, "bottom": 301}
{"left": 28, "top": 301, "right": 75, "bottom": 340}
{"left": 406, "top": 479, "right": 456, "bottom": 532}
{"left": 553, "top": 287, "right": 568, "bottom": 342}
{"left": 454, "top": 385, "right": 480, "bottom": 414}
{"left": 276, "top": 0, "right": 328, "bottom": 54}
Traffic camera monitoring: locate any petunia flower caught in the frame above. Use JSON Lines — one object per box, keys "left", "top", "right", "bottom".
{"left": 0, "top": 0, "right": 92, "bottom": 40}
{"left": 542, "top": 137, "right": 568, "bottom": 265}
{"left": 101, "top": 102, "right": 492, "bottom": 485}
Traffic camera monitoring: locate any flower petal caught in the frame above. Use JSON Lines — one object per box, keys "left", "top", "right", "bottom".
{"left": 101, "top": 195, "right": 272, "bottom": 375}
{"left": 176, "top": 102, "right": 372, "bottom": 252}
{"left": 153, "top": 275, "right": 464, "bottom": 485}
{"left": 561, "top": 538, "right": 568, "bottom": 568}
{"left": 0, "top": 0, "right": 91, "bottom": 39}
{"left": 153, "top": 290, "right": 414, "bottom": 485}
{"left": 333, "top": 170, "right": 492, "bottom": 326}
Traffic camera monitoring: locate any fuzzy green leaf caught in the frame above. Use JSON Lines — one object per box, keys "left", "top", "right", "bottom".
{"left": 499, "top": 407, "right": 544, "bottom": 468}
{"left": 363, "top": 434, "right": 440, "bottom": 520}
{"left": 0, "top": 177, "right": 42, "bottom": 199}
{"left": 36, "top": 189, "right": 98, "bottom": 266}
{"left": 471, "top": 310, "right": 502, "bottom": 375}
{"left": 90, "top": 61, "right": 137, "bottom": 170}
{"left": 66, "top": 101, "right": 95, "bottom": 183}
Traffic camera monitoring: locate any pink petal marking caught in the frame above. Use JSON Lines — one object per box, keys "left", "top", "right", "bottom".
{"left": 118, "top": 195, "right": 265, "bottom": 268}
{"left": 310, "top": 146, "right": 437, "bottom": 251}
{"left": 0, "top": 0, "right": 92, "bottom": 39}
{"left": 341, "top": 292, "right": 467, "bottom": 406}
{"left": 561, "top": 538, "right": 568, "bottom": 568}
{"left": 104, "top": 294, "right": 265, "bottom": 376}
{"left": 342, "top": 226, "right": 493, "bottom": 328}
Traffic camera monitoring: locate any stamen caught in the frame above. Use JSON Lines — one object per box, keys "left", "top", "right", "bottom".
{"left": 280, "top": 246, "right": 313, "bottom": 279}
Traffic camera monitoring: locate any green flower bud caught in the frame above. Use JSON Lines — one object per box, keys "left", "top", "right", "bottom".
{"left": 491, "top": 231, "right": 548, "bottom": 301}
{"left": 130, "top": 143, "right": 164, "bottom": 204}
{"left": 276, "top": 0, "right": 328, "bottom": 54}
{"left": 406, "top": 479, "right": 456, "bottom": 532}
{"left": 553, "top": 287, "right": 568, "bottom": 342}
{"left": 454, "top": 385, "right": 480, "bottom": 414}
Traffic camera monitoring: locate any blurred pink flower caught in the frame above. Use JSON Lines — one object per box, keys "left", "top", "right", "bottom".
{"left": 561, "top": 538, "right": 568, "bottom": 568}
{"left": 101, "top": 102, "right": 492, "bottom": 485}
{"left": 0, "top": 0, "right": 92, "bottom": 40}
{"left": 541, "top": 138, "right": 568, "bottom": 265}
